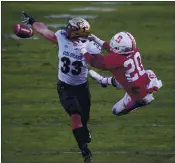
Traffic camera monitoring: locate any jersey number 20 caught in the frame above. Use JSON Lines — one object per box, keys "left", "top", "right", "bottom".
{"left": 124, "top": 52, "right": 145, "bottom": 82}
{"left": 61, "top": 57, "right": 83, "bottom": 75}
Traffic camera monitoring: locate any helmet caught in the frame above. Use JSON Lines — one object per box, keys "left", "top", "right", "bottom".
{"left": 109, "top": 32, "right": 136, "bottom": 55}
{"left": 65, "top": 17, "right": 91, "bottom": 38}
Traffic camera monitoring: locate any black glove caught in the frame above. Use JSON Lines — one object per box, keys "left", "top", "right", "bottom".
{"left": 21, "top": 11, "right": 36, "bottom": 26}
{"left": 100, "top": 83, "right": 108, "bottom": 88}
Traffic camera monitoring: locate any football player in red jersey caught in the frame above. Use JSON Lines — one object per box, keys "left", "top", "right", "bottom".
{"left": 77, "top": 32, "right": 162, "bottom": 115}
{"left": 89, "top": 69, "right": 162, "bottom": 115}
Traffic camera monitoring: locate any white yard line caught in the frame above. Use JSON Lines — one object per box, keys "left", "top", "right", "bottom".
{"left": 90, "top": 123, "right": 175, "bottom": 127}
{"left": 29, "top": 150, "right": 175, "bottom": 156}
{"left": 44, "top": 14, "right": 98, "bottom": 19}
{"left": 92, "top": 2, "right": 131, "bottom": 5}
{"left": 2, "top": 34, "right": 39, "bottom": 40}
{"left": 47, "top": 24, "right": 66, "bottom": 29}
{"left": 70, "top": 7, "right": 116, "bottom": 12}
{"left": 62, "top": 151, "right": 175, "bottom": 155}
{"left": 9, "top": 122, "right": 175, "bottom": 127}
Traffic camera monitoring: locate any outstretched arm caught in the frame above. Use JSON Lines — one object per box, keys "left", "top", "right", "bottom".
{"left": 81, "top": 49, "right": 105, "bottom": 69}
{"left": 22, "top": 12, "right": 57, "bottom": 43}
{"left": 32, "top": 22, "right": 57, "bottom": 43}
{"left": 80, "top": 47, "right": 121, "bottom": 70}
{"left": 89, "top": 70, "right": 123, "bottom": 88}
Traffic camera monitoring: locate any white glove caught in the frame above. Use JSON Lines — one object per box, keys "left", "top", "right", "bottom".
{"left": 75, "top": 41, "right": 88, "bottom": 55}
{"left": 88, "top": 34, "right": 105, "bottom": 47}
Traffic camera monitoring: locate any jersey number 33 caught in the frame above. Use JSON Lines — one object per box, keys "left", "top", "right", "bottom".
{"left": 61, "top": 57, "right": 83, "bottom": 75}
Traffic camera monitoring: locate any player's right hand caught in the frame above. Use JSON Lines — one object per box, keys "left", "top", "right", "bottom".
{"left": 88, "top": 34, "right": 104, "bottom": 47}
{"left": 88, "top": 34, "right": 100, "bottom": 42}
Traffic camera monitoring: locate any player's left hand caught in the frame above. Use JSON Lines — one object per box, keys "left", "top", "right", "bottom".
{"left": 21, "top": 11, "right": 36, "bottom": 26}
{"left": 75, "top": 41, "right": 87, "bottom": 55}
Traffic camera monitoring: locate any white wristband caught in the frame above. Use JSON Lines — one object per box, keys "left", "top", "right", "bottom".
{"left": 80, "top": 48, "right": 88, "bottom": 55}
{"left": 98, "top": 40, "right": 105, "bottom": 47}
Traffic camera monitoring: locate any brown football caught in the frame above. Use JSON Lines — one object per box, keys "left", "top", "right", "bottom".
{"left": 13, "top": 24, "right": 33, "bottom": 38}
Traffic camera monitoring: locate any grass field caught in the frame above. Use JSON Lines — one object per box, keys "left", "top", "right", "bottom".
{"left": 2, "top": 2, "right": 175, "bottom": 163}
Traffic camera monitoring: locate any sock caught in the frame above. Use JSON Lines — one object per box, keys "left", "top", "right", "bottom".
{"left": 71, "top": 114, "right": 88, "bottom": 150}
{"left": 73, "top": 127, "right": 87, "bottom": 150}
{"left": 73, "top": 127, "right": 91, "bottom": 158}
{"left": 83, "top": 124, "right": 91, "bottom": 143}
{"left": 82, "top": 123, "right": 88, "bottom": 134}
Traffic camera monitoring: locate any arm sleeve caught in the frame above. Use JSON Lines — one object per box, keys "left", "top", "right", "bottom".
{"left": 32, "top": 22, "right": 57, "bottom": 43}
{"left": 84, "top": 52, "right": 123, "bottom": 70}
{"left": 103, "top": 53, "right": 122, "bottom": 69}
{"left": 103, "top": 42, "right": 111, "bottom": 52}
{"left": 83, "top": 52, "right": 104, "bottom": 69}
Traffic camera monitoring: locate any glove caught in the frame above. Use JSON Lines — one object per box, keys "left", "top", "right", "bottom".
{"left": 75, "top": 40, "right": 88, "bottom": 55}
{"left": 21, "top": 11, "right": 36, "bottom": 26}
{"left": 88, "top": 34, "right": 105, "bottom": 47}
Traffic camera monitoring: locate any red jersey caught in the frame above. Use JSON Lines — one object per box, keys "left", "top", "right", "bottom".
{"left": 103, "top": 48, "right": 149, "bottom": 101}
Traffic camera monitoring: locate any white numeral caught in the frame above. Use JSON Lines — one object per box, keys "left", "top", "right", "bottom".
{"left": 134, "top": 52, "right": 145, "bottom": 76}
{"left": 124, "top": 52, "right": 145, "bottom": 82}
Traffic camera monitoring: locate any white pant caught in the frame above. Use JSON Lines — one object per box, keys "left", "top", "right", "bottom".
{"left": 112, "top": 70, "right": 162, "bottom": 115}
{"left": 112, "top": 93, "right": 154, "bottom": 115}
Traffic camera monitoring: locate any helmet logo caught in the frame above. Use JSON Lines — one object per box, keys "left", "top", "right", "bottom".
{"left": 115, "top": 35, "right": 123, "bottom": 43}
{"left": 66, "top": 17, "right": 90, "bottom": 38}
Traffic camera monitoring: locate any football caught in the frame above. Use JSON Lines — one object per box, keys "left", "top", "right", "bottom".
{"left": 13, "top": 24, "right": 33, "bottom": 38}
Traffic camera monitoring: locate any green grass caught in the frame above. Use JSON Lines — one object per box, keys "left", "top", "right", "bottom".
{"left": 2, "top": 2, "right": 175, "bottom": 163}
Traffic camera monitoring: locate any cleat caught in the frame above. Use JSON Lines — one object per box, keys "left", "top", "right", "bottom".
{"left": 84, "top": 150, "right": 92, "bottom": 163}
{"left": 84, "top": 155, "right": 92, "bottom": 163}
{"left": 81, "top": 147, "right": 92, "bottom": 163}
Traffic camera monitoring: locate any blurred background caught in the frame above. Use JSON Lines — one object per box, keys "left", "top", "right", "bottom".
{"left": 2, "top": 2, "right": 175, "bottom": 163}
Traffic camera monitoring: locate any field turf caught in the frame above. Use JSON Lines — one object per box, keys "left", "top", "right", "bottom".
{"left": 2, "top": 2, "right": 175, "bottom": 163}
